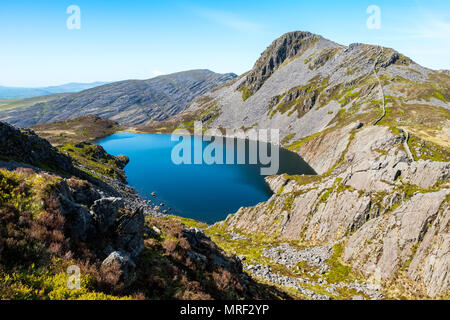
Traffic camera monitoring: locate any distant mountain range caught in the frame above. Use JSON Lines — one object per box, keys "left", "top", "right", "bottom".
{"left": 0, "top": 82, "right": 110, "bottom": 99}
{"left": 0, "top": 70, "right": 237, "bottom": 127}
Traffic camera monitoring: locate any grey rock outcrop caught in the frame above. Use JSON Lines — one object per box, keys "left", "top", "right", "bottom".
{"left": 55, "top": 178, "right": 145, "bottom": 267}
{"left": 115, "top": 208, "right": 145, "bottom": 259}
{"left": 344, "top": 190, "right": 448, "bottom": 298}
{"left": 67, "top": 180, "right": 101, "bottom": 207}
{"left": 0, "top": 70, "right": 237, "bottom": 127}
{"left": 238, "top": 31, "right": 324, "bottom": 96}
{"left": 58, "top": 194, "right": 96, "bottom": 243}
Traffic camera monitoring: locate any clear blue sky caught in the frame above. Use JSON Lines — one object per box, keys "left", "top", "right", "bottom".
{"left": 1, "top": 0, "right": 449, "bottom": 87}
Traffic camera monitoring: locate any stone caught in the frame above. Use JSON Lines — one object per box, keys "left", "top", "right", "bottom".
{"left": 115, "top": 207, "right": 145, "bottom": 259}
{"left": 102, "top": 251, "right": 136, "bottom": 287}
{"left": 263, "top": 243, "right": 333, "bottom": 269}
{"left": 182, "top": 227, "right": 211, "bottom": 247}
{"left": 58, "top": 194, "right": 96, "bottom": 242}
{"left": 68, "top": 180, "right": 101, "bottom": 207}
{"left": 152, "top": 226, "right": 161, "bottom": 235}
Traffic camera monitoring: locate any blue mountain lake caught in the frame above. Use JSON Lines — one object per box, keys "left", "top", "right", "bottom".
{"left": 98, "top": 132, "right": 316, "bottom": 224}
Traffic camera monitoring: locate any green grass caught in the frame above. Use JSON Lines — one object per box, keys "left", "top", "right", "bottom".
{"left": 324, "top": 243, "right": 356, "bottom": 284}
{"left": 0, "top": 263, "right": 130, "bottom": 300}
{"left": 407, "top": 134, "right": 450, "bottom": 162}
{"left": 281, "top": 133, "right": 295, "bottom": 145}
{"left": 241, "top": 86, "right": 252, "bottom": 101}
{"left": 432, "top": 91, "right": 446, "bottom": 102}
{"left": 318, "top": 189, "right": 331, "bottom": 203}
{"left": 338, "top": 90, "right": 361, "bottom": 106}
{"left": 285, "top": 130, "right": 325, "bottom": 151}
{"left": 60, "top": 143, "right": 127, "bottom": 182}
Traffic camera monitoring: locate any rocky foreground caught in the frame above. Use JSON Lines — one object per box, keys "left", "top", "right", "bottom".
{"left": 0, "top": 120, "right": 287, "bottom": 300}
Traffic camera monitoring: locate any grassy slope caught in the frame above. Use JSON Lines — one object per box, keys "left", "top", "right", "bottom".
{"left": 31, "top": 115, "right": 122, "bottom": 146}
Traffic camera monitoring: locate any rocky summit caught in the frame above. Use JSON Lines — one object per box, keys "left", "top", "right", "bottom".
{"left": 0, "top": 70, "right": 237, "bottom": 127}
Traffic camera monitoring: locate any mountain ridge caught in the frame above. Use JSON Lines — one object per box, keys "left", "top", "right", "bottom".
{"left": 0, "top": 69, "right": 237, "bottom": 127}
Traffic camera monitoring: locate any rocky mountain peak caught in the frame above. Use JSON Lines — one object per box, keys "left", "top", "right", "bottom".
{"left": 236, "top": 32, "right": 418, "bottom": 102}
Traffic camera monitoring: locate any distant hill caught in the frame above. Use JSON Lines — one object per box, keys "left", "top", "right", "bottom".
{"left": 31, "top": 114, "right": 121, "bottom": 146}
{"left": 0, "top": 82, "right": 109, "bottom": 99}
{"left": 0, "top": 93, "right": 71, "bottom": 112}
{"left": 0, "top": 70, "right": 237, "bottom": 127}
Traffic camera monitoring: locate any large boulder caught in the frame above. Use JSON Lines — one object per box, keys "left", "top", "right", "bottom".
{"left": 58, "top": 194, "right": 96, "bottom": 243}
{"left": 90, "top": 197, "right": 124, "bottom": 233}
{"left": 101, "top": 251, "right": 136, "bottom": 287}
{"left": 182, "top": 227, "right": 212, "bottom": 247}
{"left": 115, "top": 208, "right": 145, "bottom": 259}
{"left": 66, "top": 178, "right": 101, "bottom": 207}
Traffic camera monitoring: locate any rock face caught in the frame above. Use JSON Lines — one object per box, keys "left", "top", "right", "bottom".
{"left": 90, "top": 197, "right": 124, "bottom": 233}
{"left": 238, "top": 31, "right": 324, "bottom": 96}
{"left": 55, "top": 179, "right": 146, "bottom": 263}
{"left": 344, "top": 190, "right": 448, "bottom": 284}
{"left": 115, "top": 208, "right": 145, "bottom": 259}
{"left": 0, "top": 121, "right": 73, "bottom": 173}
{"left": 218, "top": 124, "right": 449, "bottom": 298}
{"left": 0, "top": 70, "right": 237, "bottom": 127}
{"left": 102, "top": 251, "right": 137, "bottom": 287}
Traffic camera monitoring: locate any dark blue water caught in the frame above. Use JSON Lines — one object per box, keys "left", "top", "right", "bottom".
{"left": 98, "top": 133, "right": 315, "bottom": 224}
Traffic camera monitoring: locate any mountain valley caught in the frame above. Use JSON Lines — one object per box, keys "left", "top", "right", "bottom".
{"left": 0, "top": 31, "right": 449, "bottom": 300}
